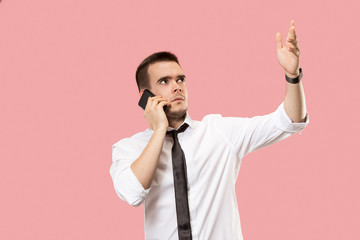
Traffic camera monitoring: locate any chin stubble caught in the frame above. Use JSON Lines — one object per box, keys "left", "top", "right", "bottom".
{"left": 165, "top": 108, "right": 187, "bottom": 121}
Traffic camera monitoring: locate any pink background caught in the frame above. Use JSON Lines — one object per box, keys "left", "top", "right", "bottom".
{"left": 1, "top": 0, "right": 359, "bottom": 239}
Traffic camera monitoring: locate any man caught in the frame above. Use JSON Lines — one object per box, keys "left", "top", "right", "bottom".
{"left": 110, "top": 20, "right": 309, "bottom": 240}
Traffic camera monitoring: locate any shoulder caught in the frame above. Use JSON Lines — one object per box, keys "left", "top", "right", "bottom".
{"left": 187, "top": 114, "right": 223, "bottom": 129}
{"left": 112, "top": 129, "right": 152, "bottom": 152}
{"left": 200, "top": 113, "right": 250, "bottom": 127}
{"left": 200, "top": 114, "right": 223, "bottom": 123}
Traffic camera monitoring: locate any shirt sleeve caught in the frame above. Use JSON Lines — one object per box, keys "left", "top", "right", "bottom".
{"left": 214, "top": 101, "right": 309, "bottom": 159}
{"left": 110, "top": 140, "right": 150, "bottom": 207}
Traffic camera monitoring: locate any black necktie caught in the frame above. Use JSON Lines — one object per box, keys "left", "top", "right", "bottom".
{"left": 168, "top": 123, "right": 192, "bottom": 240}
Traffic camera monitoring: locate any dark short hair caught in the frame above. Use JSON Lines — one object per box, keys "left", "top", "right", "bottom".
{"left": 135, "top": 51, "right": 180, "bottom": 92}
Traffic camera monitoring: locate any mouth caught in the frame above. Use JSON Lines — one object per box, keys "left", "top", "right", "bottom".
{"left": 171, "top": 96, "right": 185, "bottom": 102}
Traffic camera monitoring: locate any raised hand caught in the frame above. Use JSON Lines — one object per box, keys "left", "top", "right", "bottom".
{"left": 276, "top": 20, "right": 300, "bottom": 78}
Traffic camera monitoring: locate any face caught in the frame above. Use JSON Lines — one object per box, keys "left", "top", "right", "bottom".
{"left": 143, "top": 61, "right": 188, "bottom": 119}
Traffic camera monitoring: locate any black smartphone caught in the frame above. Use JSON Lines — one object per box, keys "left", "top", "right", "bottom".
{"left": 138, "top": 89, "right": 167, "bottom": 111}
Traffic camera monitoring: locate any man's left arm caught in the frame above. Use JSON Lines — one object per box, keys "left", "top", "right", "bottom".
{"left": 276, "top": 20, "right": 307, "bottom": 123}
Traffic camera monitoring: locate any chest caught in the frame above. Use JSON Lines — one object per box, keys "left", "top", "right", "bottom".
{"left": 152, "top": 126, "right": 237, "bottom": 190}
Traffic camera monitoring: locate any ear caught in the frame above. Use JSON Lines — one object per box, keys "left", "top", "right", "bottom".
{"left": 139, "top": 89, "right": 145, "bottom": 97}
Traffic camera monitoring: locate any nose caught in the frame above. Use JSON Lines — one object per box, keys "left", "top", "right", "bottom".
{"left": 172, "top": 81, "right": 182, "bottom": 93}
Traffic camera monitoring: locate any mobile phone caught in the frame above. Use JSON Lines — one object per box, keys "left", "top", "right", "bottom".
{"left": 138, "top": 89, "right": 167, "bottom": 111}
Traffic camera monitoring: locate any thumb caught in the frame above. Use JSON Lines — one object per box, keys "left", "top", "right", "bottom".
{"left": 276, "top": 32, "right": 283, "bottom": 50}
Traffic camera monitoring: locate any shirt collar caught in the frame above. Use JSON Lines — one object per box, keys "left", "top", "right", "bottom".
{"left": 146, "top": 112, "right": 196, "bottom": 133}
{"left": 166, "top": 112, "right": 195, "bottom": 131}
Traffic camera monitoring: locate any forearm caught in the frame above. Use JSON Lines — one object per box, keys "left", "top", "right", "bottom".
{"left": 284, "top": 80, "right": 307, "bottom": 123}
{"left": 130, "top": 129, "right": 167, "bottom": 189}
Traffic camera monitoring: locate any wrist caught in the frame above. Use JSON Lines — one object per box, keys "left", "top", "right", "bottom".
{"left": 285, "top": 70, "right": 300, "bottom": 78}
{"left": 285, "top": 68, "right": 303, "bottom": 84}
{"left": 153, "top": 126, "right": 168, "bottom": 134}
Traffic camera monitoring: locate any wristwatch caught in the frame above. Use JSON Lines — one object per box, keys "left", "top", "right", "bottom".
{"left": 285, "top": 68, "right": 303, "bottom": 84}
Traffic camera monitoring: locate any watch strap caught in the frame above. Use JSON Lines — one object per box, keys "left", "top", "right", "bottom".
{"left": 285, "top": 68, "right": 303, "bottom": 84}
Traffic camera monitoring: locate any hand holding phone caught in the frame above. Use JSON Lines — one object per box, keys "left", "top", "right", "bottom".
{"left": 138, "top": 89, "right": 169, "bottom": 131}
{"left": 138, "top": 89, "right": 167, "bottom": 111}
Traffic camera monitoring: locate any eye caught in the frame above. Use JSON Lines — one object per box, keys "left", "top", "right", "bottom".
{"left": 177, "top": 77, "right": 186, "bottom": 83}
{"left": 160, "top": 79, "right": 168, "bottom": 84}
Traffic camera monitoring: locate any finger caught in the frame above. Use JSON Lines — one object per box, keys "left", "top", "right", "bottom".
{"left": 290, "top": 50, "right": 300, "bottom": 57}
{"left": 286, "top": 29, "right": 297, "bottom": 43}
{"left": 146, "top": 96, "right": 162, "bottom": 110}
{"left": 276, "top": 32, "right": 283, "bottom": 50}
{"left": 157, "top": 100, "right": 168, "bottom": 110}
{"left": 148, "top": 96, "right": 163, "bottom": 102}
{"left": 150, "top": 97, "right": 168, "bottom": 109}
{"left": 286, "top": 38, "right": 298, "bottom": 46}
{"left": 285, "top": 40, "right": 298, "bottom": 50}
{"left": 290, "top": 19, "right": 295, "bottom": 27}
{"left": 288, "top": 47, "right": 300, "bottom": 56}
{"left": 146, "top": 96, "right": 162, "bottom": 105}
{"left": 286, "top": 45, "right": 299, "bottom": 54}
{"left": 287, "top": 46, "right": 299, "bottom": 52}
{"left": 149, "top": 96, "right": 162, "bottom": 100}
{"left": 148, "top": 97, "right": 162, "bottom": 108}
{"left": 287, "top": 26, "right": 296, "bottom": 41}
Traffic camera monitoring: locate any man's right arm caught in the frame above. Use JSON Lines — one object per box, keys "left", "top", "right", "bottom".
{"left": 130, "top": 128, "right": 166, "bottom": 189}
{"left": 130, "top": 96, "right": 169, "bottom": 189}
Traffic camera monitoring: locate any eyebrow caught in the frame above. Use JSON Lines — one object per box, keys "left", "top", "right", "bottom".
{"left": 157, "top": 75, "right": 186, "bottom": 83}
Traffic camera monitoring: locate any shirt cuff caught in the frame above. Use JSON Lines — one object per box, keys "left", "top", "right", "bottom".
{"left": 116, "top": 167, "right": 151, "bottom": 207}
{"left": 273, "top": 102, "right": 309, "bottom": 133}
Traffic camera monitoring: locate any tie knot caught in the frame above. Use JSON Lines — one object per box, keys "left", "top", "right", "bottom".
{"left": 167, "top": 123, "right": 189, "bottom": 138}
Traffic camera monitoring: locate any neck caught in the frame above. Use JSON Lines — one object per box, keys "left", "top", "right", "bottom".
{"left": 168, "top": 115, "right": 186, "bottom": 130}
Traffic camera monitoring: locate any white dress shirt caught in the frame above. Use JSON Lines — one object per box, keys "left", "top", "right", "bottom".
{"left": 110, "top": 102, "right": 309, "bottom": 240}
